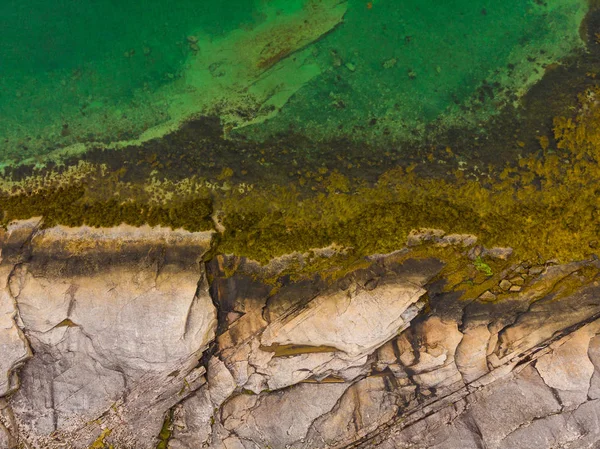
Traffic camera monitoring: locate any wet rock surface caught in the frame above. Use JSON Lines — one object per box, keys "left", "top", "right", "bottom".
{"left": 1, "top": 222, "right": 600, "bottom": 448}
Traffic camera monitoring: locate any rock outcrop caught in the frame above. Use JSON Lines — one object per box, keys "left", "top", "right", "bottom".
{"left": 2, "top": 223, "right": 600, "bottom": 449}
{"left": 0, "top": 220, "right": 216, "bottom": 448}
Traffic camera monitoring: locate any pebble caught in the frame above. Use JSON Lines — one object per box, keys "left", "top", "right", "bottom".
{"left": 406, "top": 228, "right": 445, "bottom": 247}
{"left": 528, "top": 266, "right": 544, "bottom": 276}
{"left": 509, "top": 276, "right": 525, "bottom": 286}
{"left": 467, "top": 245, "right": 484, "bottom": 260}
{"left": 499, "top": 279, "right": 512, "bottom": 291}
{"left": 479, "top": 291, "right": 497, "bottom": 302}
{"left": 485, "top": 247, "right": 513, "bottom": 260}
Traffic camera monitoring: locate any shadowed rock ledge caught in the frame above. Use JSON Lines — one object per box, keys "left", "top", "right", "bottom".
{"left": 1, "top": 222, "right": 600, "bottom": 449}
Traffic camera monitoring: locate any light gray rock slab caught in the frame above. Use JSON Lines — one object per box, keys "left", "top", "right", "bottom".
{"left": 304, "top": 376, "right": 399, "bottom": 448}
{"left": 222, "top": 382, "right": 348, "bottom": 449}
{"left": 261, "top": 280, "right": 428, "bottom": 357}
{"left": 466, "top": 365, "right": 561, "bottom": 448}
{"left": 0, "top": 285, "right": 30, "bottom": 397}
{"left": 170, "top": 386, "right": 214, "bottom": 449}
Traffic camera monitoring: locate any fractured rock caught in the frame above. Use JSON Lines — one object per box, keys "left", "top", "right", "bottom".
{"left": 261, "top": 278, "right": 428, "bottom": 357}
{"left": 4, "top": 224, "right": 217, "bottom": 448}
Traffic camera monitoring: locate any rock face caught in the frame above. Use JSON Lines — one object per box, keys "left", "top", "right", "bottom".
{"left": 0, "top": 221, "right": 216, "bottom": 448}
{"left": 2, "top": 223, "right": 600, "bottom": 449}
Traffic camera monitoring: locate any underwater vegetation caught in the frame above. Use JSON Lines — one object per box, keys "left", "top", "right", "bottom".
{"left": 0, "top": 0, "right": 590, "bottom": 164}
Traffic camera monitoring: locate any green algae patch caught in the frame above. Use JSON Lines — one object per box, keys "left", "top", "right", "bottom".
{"left": 474, "top": 257, "right": 493, "bottom": 277}
{"left": 164, "top": 0, "right": 348, "bottom": 135}
{"left": 156, "top": 410, "right": 173, "bottom": 449}
{"left": 0, "top": 0, "right": 348, "bottom": 165}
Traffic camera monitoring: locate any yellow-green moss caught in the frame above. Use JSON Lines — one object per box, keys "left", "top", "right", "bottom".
{"left": 89, "top": 428, "right": 112, "bottom": 449}
{"left": 156, "top": 410, "right": 173, "bottom": 449}
{"left": 474, "top": 257, "right": 493, "bottom": 277}
{"left": 3, "top": 86, "right": 600, "bottom": 268}
{"left": 0, "top": 184, "right": 213, "bottom": 231}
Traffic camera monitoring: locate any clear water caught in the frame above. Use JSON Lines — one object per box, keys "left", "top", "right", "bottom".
{"left": 0, "top": 0, "right": 589, "bottom": 165}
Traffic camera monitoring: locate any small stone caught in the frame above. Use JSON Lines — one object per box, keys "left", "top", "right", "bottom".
{"left": 227, "top": 312, "right": 242, "bottom": 325}
{"left": 509, "top": 285, "right": 522, "bottom": 292}
{"left": 407, "top": 228, "right": 445, "bottom": 247}
{"left": 479, "top": 291, "right": 497, "bottom": 302}
{"left": 499, "top": 279, "right": 512, "bottom": 291}
{"left": 330, "top": 50, "right": 342, "bottom": 67}
{"left": 187, "top": 35, "right": 199, "bottom": 44}
{"left": 467, "top": 245, "right": 484, "bottom": 260}
{"left": 437, "top": 234, "right": 477, "bottom": 248}
{"left": 509, "top": 276, "right": 525, "bottom": 286}
{"left": 529, "top": 266, "right": 544, "bottom": 276}
{"left": 515, "top": 265, "right": 527, "bottom": 274}
{"left": 408, "top": 70, "right": 417, "bottom": 79}
{"left": 485, "top": 247, "right": 513, "bottom": 260}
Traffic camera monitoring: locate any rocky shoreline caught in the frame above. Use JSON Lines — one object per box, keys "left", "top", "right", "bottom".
{"left": 1, "top": 220, "right": 600, "bottom": 448}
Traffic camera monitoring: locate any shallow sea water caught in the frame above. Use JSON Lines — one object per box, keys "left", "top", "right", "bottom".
{"left": 0, "top": 0, "right": 589, "bottom": 165}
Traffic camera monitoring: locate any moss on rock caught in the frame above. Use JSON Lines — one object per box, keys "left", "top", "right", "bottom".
{"left": 3, "top": 85, "right": 600, "bottom": 268}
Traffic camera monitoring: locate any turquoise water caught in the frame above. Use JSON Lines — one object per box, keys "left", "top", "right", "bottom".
{"left": 0, "top": 0, "right": 589, "bottom": 164}
{"left": 0, "top": 0, "right": 256, "bottom": 161}
{"left": 241, "top": 0, "right": 587, "bottom": 143}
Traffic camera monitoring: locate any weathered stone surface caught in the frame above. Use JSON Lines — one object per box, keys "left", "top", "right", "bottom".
{"left": 305, "top": 376, "right": 400, "bottom": 448}
{"left": 407, "top": 316, "right": 464, "bottom": 389}
{"left": 0, "top": 220, "right": 38, "bottom": 398}
{"left": 3, "top": 223, "right": 600, "bottom": 449}
{"left": 587, "top": 335, "right": 600, "bottom": 399}
{"left": 170, "top": 387, "right": 214, "bottom": 449}
{"left": 491, "top": 261, "right": 600, "bottom": 367}
{"left": 2, "top": 223, "right": 217, "bottom": 448}
{"left": 0, "top": 275, "right": 30, "bottom": 397}
{"left": 455, "top": 323, "right": 490, "bottom": 383}
{"left": 535, "top": 321, "right": 600, "bottom": 408}
{"left": 261, "top": 279, "right": 428, "bottom": 357}
{"left": 222, "top": 383, "right": 348, "bottom": 448}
